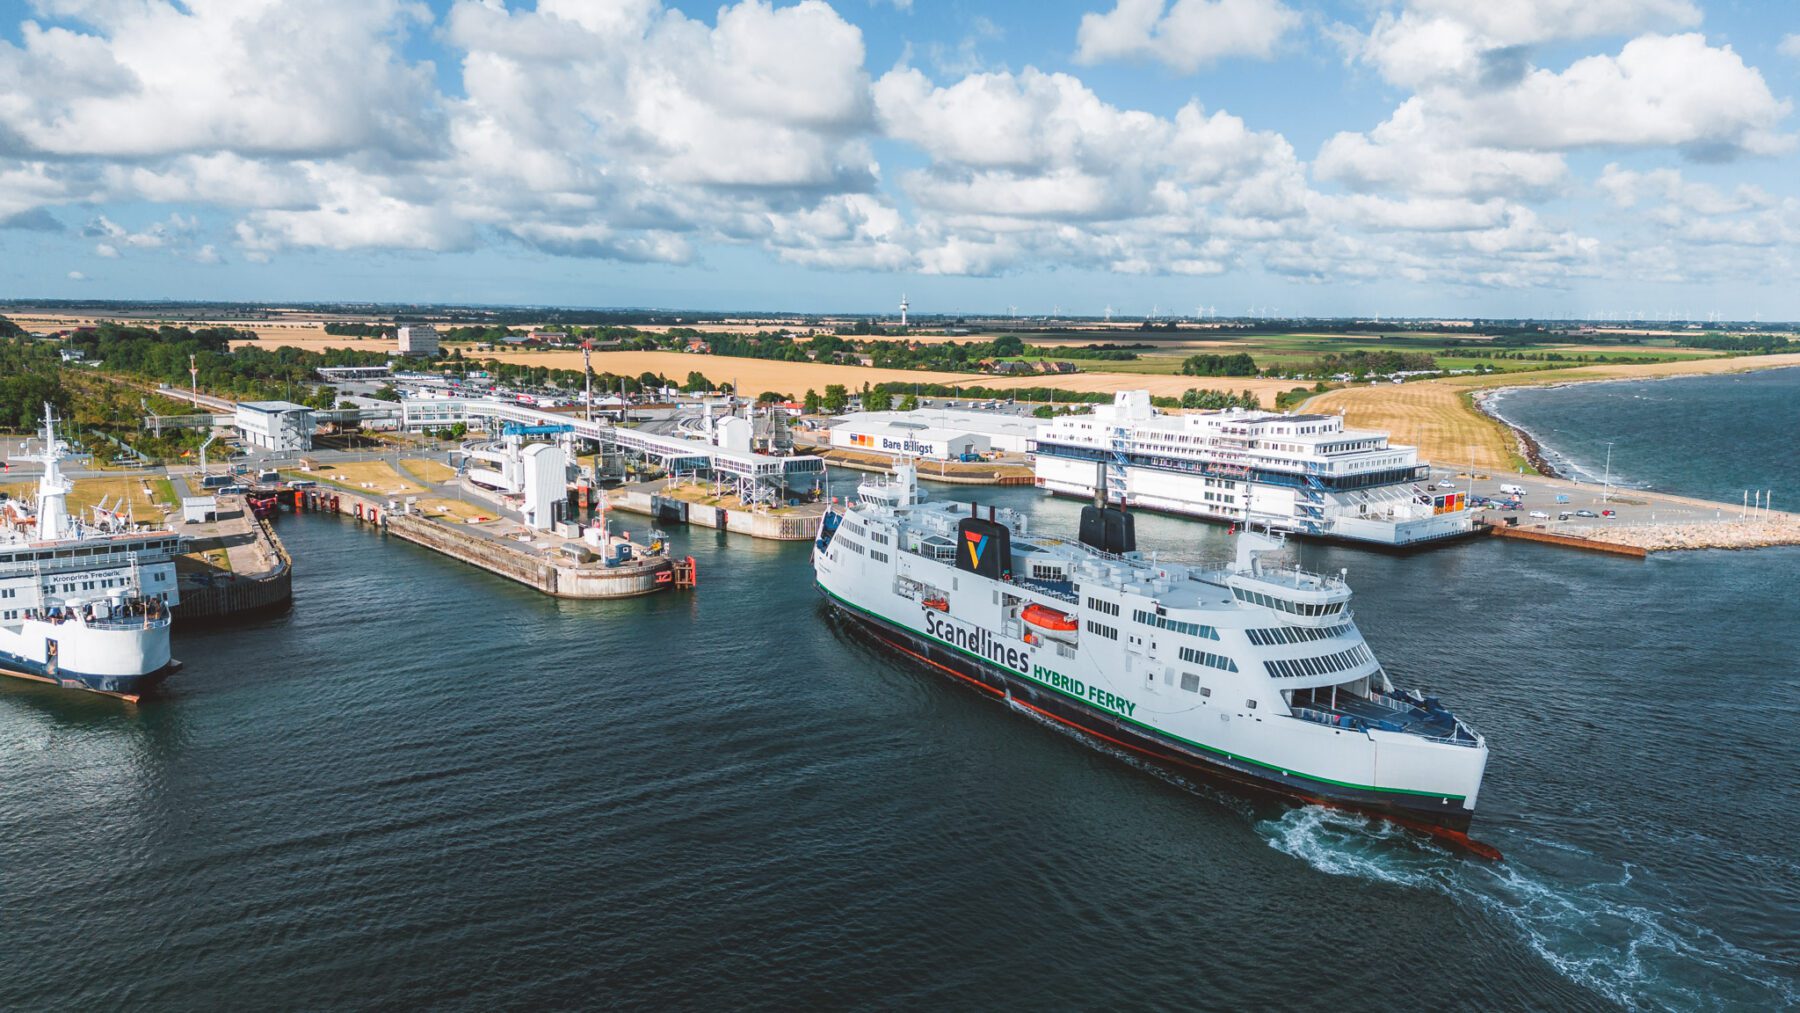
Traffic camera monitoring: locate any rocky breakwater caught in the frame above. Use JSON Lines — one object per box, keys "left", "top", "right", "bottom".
{"left": 1561, "top": 514, "right": 1800, "bottom": 552}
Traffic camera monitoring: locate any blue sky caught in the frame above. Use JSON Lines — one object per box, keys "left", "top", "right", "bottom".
{"left": 1, "top": 0, "right": 1797, "bottom": 318}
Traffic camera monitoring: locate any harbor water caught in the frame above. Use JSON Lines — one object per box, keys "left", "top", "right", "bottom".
{"left": 1488, "top": 365, "right": 1800, "bottom": 502}
{"left": 3, "top": 375, "right": 1797, "bottom": 1010}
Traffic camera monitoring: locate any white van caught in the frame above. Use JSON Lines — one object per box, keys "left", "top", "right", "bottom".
{"left": 1499, "top": 483, "right": 1527, "bottom": 496}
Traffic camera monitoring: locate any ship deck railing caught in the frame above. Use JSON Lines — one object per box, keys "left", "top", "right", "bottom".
{"left": 1290, "top": 696, "right": 1479, "bottom": 746}
{"left": 84, "top": 613, "right": 173, "bottom": 631}
{"left": 1014, "top": 576, "right": 1078, "bottom": 605}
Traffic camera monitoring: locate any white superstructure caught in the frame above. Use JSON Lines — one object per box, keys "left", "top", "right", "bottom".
{"left": 813, "top": 462, "right": 1489, "bottom": 837}
{"left": 1033, "top": 391, "right": 1472, "bottom": 546}
{"left": 0, "top": 409, "right": 183, "bottom": 700}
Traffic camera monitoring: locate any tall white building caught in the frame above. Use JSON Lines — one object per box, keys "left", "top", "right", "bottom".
{"left": 1032, "top": 391, "right": 1472, "bottom": 547}
{"left": 396, "top": 324, "right": 438, "bottom": 357}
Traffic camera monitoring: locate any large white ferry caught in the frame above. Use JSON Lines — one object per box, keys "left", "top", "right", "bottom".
{"left": 814, "top": 461, "right": 1490, "bottom": 841}
{"left": 1033, "top": 391, "right": 1473, "bottom": 547}
{"left": 0, "top": 410, "right": 183, "bottom": 701}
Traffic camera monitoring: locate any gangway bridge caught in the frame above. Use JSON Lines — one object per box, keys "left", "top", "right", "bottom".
{"left": 404, "top": 399, "right": 823, "bottom": 500}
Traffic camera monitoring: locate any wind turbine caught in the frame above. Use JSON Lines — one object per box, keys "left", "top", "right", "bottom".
{"left": 899, "top": 293, "right": 908, "bottom": 328}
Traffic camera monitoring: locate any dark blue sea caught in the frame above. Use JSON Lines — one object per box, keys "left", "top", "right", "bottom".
{"left": 3, "top": 372, "right": 1797, "bottom": 1010}
{"left": 1488, "top": 366, "right": 1800, "bottom": 504}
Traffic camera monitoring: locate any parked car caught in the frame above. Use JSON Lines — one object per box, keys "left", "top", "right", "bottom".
{"left": 1435, "top": 480, "right": 1456, "bottom": 489}
{"left": 1529, "top": 510, "right": 1551, "bottom": 519}
{"left": 1601, "top": 509, "right": 1617, "bottom": 517}
{"left": 1558, "top": 512, "right": 1572, "bottom": 521}
{"left": 1575, "top": 509, "right": 1598, "bottom": 518}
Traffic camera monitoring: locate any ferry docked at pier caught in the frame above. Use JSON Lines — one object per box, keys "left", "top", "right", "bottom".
{"left": 813, "top": 461, "right": 1490, "bottom": 840}
{"left": 1033, "top": 391, "right": 1473, "bottom": 547}
{"left": 0, "top": 410, "right": 183, "bottom": 701}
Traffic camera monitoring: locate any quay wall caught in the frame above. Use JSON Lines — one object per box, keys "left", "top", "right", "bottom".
{"left": 174, "top": 516, "right": 295, "bottom": 620}
{"left": 1480, "top": 522, "right": 1648, "bottom": 558}
{"left": 293, "top": 486, "right": 669, "bottom": 598}
{"left": 609, "top": 490, "right": 818, "bottom": 541}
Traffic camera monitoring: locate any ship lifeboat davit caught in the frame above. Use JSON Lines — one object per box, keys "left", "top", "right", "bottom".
{"left": 1021, "top": 603, "right": 1078, "bottom": 642}
{"left": 922, "top": 596, "right": 950, "bottom": 612}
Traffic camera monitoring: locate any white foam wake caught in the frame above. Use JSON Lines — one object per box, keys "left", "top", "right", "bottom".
{"left": 1257, "top": 807, "right": 1798, "bottom": 1010}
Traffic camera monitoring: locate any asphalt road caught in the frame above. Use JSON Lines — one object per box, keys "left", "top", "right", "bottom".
{"left": 1422, "top": 461, "right": 1754, "bottom": 530}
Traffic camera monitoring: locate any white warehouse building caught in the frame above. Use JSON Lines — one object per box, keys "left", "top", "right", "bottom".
{"left": 830, "top": 408, "right": 1038, "bottom": 460}
{"left": 234, "top": 400, "right": 315, "bottom": 453}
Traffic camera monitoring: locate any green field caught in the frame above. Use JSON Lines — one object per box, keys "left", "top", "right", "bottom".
{"left": 1007, "top": 333, "right": 1730, "bottom": 377}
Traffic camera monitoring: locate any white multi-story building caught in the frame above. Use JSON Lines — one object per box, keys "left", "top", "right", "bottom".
{"left": 1032, "top": 391, "right": 1472, "bottom": 547}
{"left": 396, "top": 324, "right": 438, "bottom": 357}
{"left": 234, "top": 400, "right": 315, "bottom": 453}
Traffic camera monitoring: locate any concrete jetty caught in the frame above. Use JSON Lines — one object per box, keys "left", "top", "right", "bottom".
{"left": 606, "top": 480, "right": 823, "bottom": 541}
{"left": 1431, "top": 465, "right": 1799, "bottom": 554}
{"left": 173, "top": 493, "right": 294, "bottom": 621}
{"left": 287, "top": 486, "right": 689, "bottom": 598}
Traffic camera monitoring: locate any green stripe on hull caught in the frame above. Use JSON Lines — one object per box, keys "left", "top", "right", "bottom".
{"left": 820, "top": 584, "right": 1466, "bottom": 803}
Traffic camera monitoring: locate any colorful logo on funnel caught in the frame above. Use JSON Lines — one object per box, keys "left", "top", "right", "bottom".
{"left": 964, "top": 530, "right": 989, "bottom": 567}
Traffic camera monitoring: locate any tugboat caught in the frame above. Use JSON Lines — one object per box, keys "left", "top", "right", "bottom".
{"left": 813, "top": 459, "right": 1492, "bottom": 846}
{"left": 0, "top": 408, "right": 184, "bottom": 701}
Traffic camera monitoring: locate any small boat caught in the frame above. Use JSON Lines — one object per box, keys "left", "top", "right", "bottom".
{"left": 922, "top": 596, "right": 949, "bottom": 612}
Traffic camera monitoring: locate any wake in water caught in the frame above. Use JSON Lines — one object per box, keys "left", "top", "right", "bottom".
{"left": 1257, "top": 807, "right": 1799, "bottom": 1011}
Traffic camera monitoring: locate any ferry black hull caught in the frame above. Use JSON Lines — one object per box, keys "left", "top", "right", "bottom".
{"left": 823, "top": 589, "right": 1476, "bottom": 836}
{"left": 0, "top": 652, "right": 181, "bottom": 702}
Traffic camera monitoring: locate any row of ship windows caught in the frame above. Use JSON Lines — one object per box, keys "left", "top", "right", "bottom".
{"left": 1246, "top": 623, "right": 1353, "bottom": 646}
{"left": 0, "top": 540, "right": 181, "bottom": 565}
{"left": 1085, "top": 620, "right": 1118, "bottom": 640}
{"left": 869, "top": 530, "right": 889, "bottom": 546}
{"left": 1086, "top": 596, "right": 1121, "bottom": 617}
{"left": 1177, "top": 646, "right": 1239, "bottom": 672}
{"left": 1262, "top": 644, "right": 1374, "bottom": 679}
{"left": 843, "top": 520, "right": 867, "bottom": 537}
{"left": 836, "top": 538, "right": 864, "bottom": 556}
{"left": 871, "top": 549, "right": 888, "bottom": 564}
{"left": 1131, "top": 609, "right": 1219, "bottom": 641}
{"left": 1233, "top": 588, "right": 1345, "bottom": 617}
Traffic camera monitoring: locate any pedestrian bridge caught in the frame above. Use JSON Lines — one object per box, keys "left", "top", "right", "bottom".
{"left": 401, "top": 399, "right": 823, "bottom": 489}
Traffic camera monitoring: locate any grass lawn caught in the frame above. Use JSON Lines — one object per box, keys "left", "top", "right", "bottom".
{"left": 2, "top": 475, "right": 177, "bottom": 516}
{"left": 415, "top": 497, "right": 496, "bottom": 523}
{"left": 400, "top": 458, "right": 457, "bottom": 484}
{"left": 300, "top": 461, "right": 426, "bottom": 496}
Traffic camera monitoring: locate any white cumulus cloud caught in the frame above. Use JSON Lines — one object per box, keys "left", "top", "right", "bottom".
{"left": 1076, "top": 0, "right": 1299, "bottom": 72}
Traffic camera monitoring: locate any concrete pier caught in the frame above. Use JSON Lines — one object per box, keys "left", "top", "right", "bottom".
{"left": 174, "top": 494, "right": 295, "bottom": 621}
{"left": 289, "top": 486, "right": 680, "bottom": 598}
{"left": 1429, "top": 465, "right": 1800, "bottom": 554}
{"left": 606, "top": 482, "right": 822, "bottom": 541}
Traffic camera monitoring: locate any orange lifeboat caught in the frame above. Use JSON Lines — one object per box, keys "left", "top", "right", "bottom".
{"left": 1021, "top": 603, "right": 1078, "bottom": 642}
{"left": 922, "top": 596, "right": 950, "bottom": 612}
